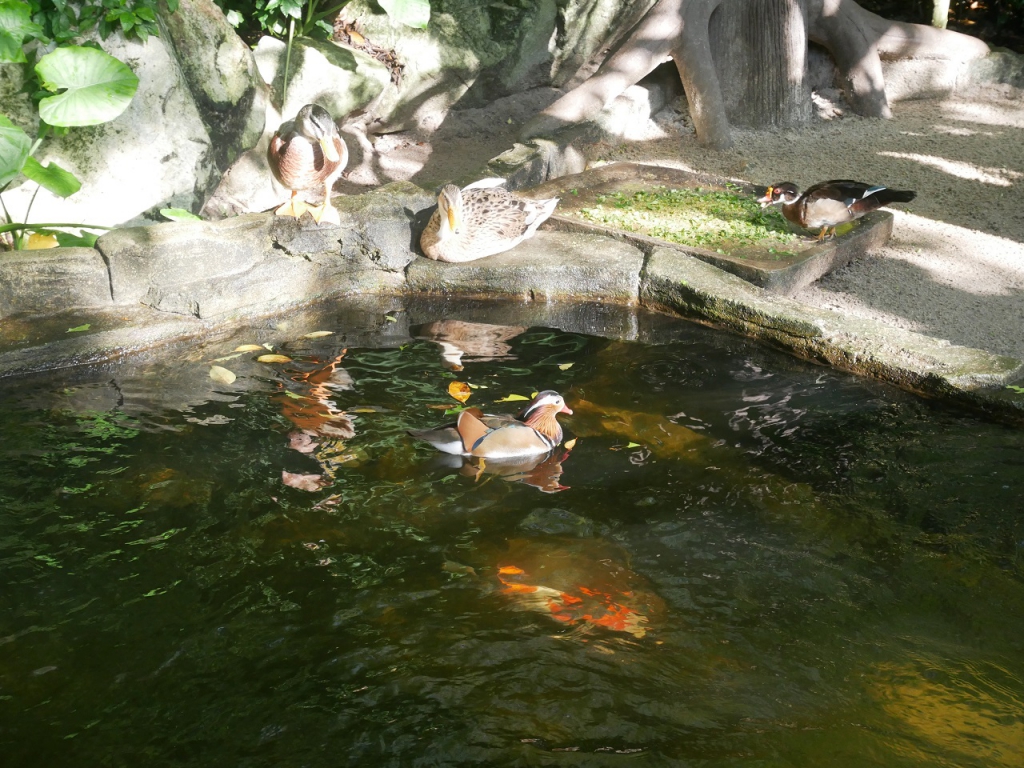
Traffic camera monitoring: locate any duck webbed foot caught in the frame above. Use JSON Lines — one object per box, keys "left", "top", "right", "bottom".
{"left": 275, "top": 191, "right": 310, "bottom": 219}
{"left": 309, "top": 198, "right": 340, "bottom": 226}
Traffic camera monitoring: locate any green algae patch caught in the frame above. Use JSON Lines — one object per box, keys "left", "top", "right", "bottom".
{"left": 566, "top": 186, "right": 800, "bottom": 257}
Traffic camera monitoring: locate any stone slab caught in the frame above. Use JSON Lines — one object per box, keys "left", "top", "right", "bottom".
{"left": 528, "top": 162, "right": 895, "bottom": 296}
{"left": 404, "top": 229, "right": 645, "bottom": 304}
{"left": 0, "top": 248, "right": 113, "bottom": 317}
{"left": 641, "top": 246, "right": 1024, "bottom": 398}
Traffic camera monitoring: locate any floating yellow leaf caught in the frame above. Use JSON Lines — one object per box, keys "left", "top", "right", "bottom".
{"left": 626, "top": 441, "right": 641, "bottom": 448}
{"left": 558, "top": 363, "right": 574, "bottom": 370}
{"left": 234, "top": 344, "right": 263, "bottom": 352}
{"left": 212, "top": 352, "right": 243, "bottom": 363}
{"left": 257, "top": 354, "right": 292, "bottom": 364}
{"left": 448, "top": 381, "right": 472, "bottom": 403}
{"left": 303, "top": 331, "right": 333, "bottom": 338}
{"left": 495, "top": 393, "right": 530, "bottom": 403}
{"left": 564, "top": 438, "right": 577, "bottom": 451}
{"left": 209, "top": 365, "right": 236, "bottom": 385}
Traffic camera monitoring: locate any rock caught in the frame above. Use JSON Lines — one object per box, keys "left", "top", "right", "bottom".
{"left": 519, "top": 507, "right": 599, "bottom": 537}
{"left": 405, "top": 229, "right": 645, "bottom": 303}
{"left": 95, "top": 182, "right": 431, "bottom": 319}
{"left": 0, "top": 249, "right": 112, "bottom": 316}
{"left": 253, "top": 36, "right": 390, "bottom": 123}
{"left": 157, "top": 0, "right": 268, "bottom": 172}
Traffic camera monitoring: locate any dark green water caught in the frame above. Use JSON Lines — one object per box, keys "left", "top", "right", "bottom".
{"left": 1, "top": 304, "right": 1022, "bottom": 767}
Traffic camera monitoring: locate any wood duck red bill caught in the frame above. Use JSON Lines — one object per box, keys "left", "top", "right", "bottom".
{"left": 757, "top": 179, "right": 916, "bottom": 241}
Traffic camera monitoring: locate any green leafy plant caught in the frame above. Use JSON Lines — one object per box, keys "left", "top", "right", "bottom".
{"left": 25, "top": 0, "right": 178, "bottom": 45}
{"left": 0, "top": 0, "right": 139, "bottom": 249}
{"left": 216, "top": 0, "right": 429, "bottom": 101}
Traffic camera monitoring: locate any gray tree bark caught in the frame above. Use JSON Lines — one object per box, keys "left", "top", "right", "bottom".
{"left": 520, "top": 0, "right": 990, "bottom": 150}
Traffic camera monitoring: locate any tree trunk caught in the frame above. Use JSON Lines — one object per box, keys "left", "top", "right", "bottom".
{"left": 710, "top": 0, "right": 810, "bottom": 129}
{"left": 932, "top": 0, "right": 951, "bottom": 29}
{"left": 520, "top": 0, "right": 989, "bottom": 149}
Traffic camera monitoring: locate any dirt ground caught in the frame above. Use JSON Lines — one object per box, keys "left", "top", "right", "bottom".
{"left": 341, "top": 84, "right": 1024, "bottom": 363}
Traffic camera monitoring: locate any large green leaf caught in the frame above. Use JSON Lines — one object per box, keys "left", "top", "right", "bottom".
{"left": 35, "top": 46, "right": 139, "bottom": 127}
{"left": 378, "top": 0, "right": 430, "bottom": 29}
{"left": 21, "top": 155, "right": 81, "bottom": 197}
{"left": 0, "top": 114, "right": 31, "bottom": 187}
{"left": 0, "top": 0, "right": 43, "bottom": 64}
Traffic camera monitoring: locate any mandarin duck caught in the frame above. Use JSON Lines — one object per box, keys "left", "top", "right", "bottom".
{"left": 757, "top": 180, "right": 916, "bottom": 241}
{"left": 268, "top": 104, "right": 348, "bottom": 225}
{"left": 408, "top": 390, "right": 572, "bottom": 459}
{"left": 419, "top": 178, "right": 559, "bottom": 263}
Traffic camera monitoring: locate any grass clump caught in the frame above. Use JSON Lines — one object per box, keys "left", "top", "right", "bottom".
{"left": 571, "top": 186, "right": 800, "bottom": 255}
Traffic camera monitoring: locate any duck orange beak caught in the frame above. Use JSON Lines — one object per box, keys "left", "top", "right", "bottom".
{"left": 446, "top": 206, "right": 459, "bottom": 233}
{"left": 756, "top": 186, "right": 774, "bottom": 208}
{"left": 560, "top": 404, "right": 573, "bottom": 415}
{"left": 319, "top": 136, "right": 340, "bottom": 163}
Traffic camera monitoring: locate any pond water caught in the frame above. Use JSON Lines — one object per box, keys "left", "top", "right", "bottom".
{"left": 1, "top": 301, "right": 1022, "bottom": 767}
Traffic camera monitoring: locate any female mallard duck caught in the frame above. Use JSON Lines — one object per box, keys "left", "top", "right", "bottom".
{"left": 420, "top": 178, "right": 559, "bottom": 262}
{"left": 408, "top": 390, "right": 572, "bottom": 459}
{"left": 268, "top": 103, "right": 348, "bottom": 225}
{"left": 757, "top": 180, "right": 916, "bottom": 241}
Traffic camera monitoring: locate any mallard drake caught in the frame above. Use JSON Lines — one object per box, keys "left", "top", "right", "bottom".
{"left": 419, "top": 178, "right": 559, "bottom": 262}
{"left": 268, "top": 104, "right": 348, "bottom": 225}
{"left": 757, "top": 180, "right": 916, "bottom": 241}
{"left": 408, "top": 390, "right": 572, "bottom": 459}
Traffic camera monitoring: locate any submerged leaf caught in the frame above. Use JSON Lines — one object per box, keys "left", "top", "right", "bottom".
{"left": 209, "top": 365, "right": 236, "bottom": 385}
{"left": 495, "top": 393, "right": 530, "bottom": 403}
{"left": 558, "top": 363, "right": 574, "bottom": 370}
{"left": 66, "top": 323, "right": 90, "bottom": 332}
{"left": 234, "top": 344, "right": 263, "bottom": 352}
{"left": 257, "top": 354, "right": 292, "bottom": 364}
{"left": 302, "top": 331, "right": 333, "bottom": 338}
{"left": 564, "top": 438, "right": 577, "bottom": 451}
{"left": 448, "top": 381, "right": 472, "bottom": 403}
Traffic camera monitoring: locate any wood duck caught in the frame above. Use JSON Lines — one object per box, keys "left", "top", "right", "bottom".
{"left": 757, "top": 180, "right": 916, "bottom": 241}
{"left": 420, "top": 178, "right": 559, "bottom": 262}
{"left": 408, "top": 390, "right": 572, "bottom": 459}
{"left": 268, "top": 104, "right": 348, "bottom": 225}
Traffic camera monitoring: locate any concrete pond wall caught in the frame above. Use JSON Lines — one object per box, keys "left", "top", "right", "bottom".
{"left": 1, "top": 178, "right": 1021, "bottom": 425}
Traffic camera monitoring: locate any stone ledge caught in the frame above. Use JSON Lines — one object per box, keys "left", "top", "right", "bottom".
{"left": 405, "top": 229, "right": 645, "bottom": 304}
{"left": 640, "top": 247, "right": 1024, "bottom": 401}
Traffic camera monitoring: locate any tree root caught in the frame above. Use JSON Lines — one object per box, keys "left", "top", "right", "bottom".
{"left": 520, "top": 0, "right": 990, "bottom": 150}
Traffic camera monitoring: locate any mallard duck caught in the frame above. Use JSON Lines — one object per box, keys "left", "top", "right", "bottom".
{"left": 757, "top": 180, "right": 916, "bottom": 241}
{"left": 408, "top": 390, "right": 572, "bottom": 459}
{"left": 268, "top": 104, "right": 348, "bottom": 225}
{"left": 419, "top": 178, "right": 559, "bottom": 262}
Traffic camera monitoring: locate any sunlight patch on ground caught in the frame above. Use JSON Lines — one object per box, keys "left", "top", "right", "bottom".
{"left": 941, "top": 99, "right": 1024, "bottom": 129}
{"left": 876, "top": 151, "right": 1022, "bottom": 187}
{"left": 886, "top": 212, "right": 1024, "bottom": 297}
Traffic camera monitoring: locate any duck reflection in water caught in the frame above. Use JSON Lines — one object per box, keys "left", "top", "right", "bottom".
{"left": 414, "top": 319, "right": 527, "bottom": 371}
{"left": 275, "top": 352, "right": 358, "bottom": 491}
{"left": 431, "top": 446, "right": 573, "bottom": 494}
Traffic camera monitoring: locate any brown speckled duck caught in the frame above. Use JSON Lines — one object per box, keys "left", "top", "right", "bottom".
{"left": 268, "top": 104, "right": 348, "bottom": 225}
{"left": 420, "top": 178, "right": 559, "bottom": 262}
{"left": 757, "top": 180, "right": 916, "bottom": 241}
